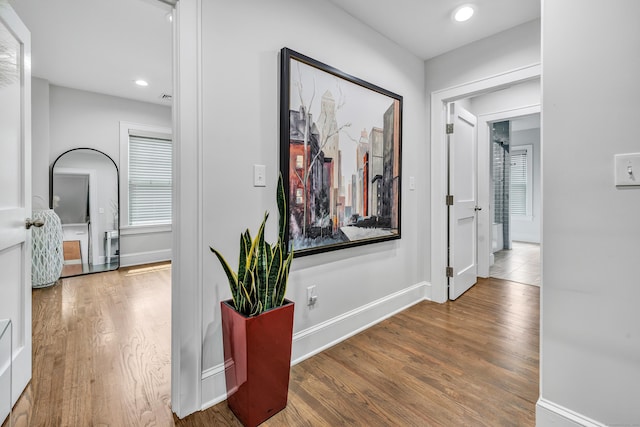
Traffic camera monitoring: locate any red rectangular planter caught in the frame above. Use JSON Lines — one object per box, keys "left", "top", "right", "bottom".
{"left": 221, "top": 299, "right": 294, "bottom": 427}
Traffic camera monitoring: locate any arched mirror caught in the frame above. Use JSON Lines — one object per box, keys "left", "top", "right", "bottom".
{"left": 51, "top": 148, "right": 119, "bottom": 277}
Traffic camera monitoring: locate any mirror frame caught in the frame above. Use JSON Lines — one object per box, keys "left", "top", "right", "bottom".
{"left": 50, "top": 147, "right": 120, "bottom": 277}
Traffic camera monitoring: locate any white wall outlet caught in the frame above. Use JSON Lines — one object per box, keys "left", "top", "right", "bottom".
{"left": 615, "top": 153, "right": 640, "bottom": 186}
{"left": 253, "top": 164, "right": 266, "bottom": 187}
{"left": 409, "top": 176, "right": 415, "bottom": 190}
{"left": 307, "top": 285, "right": 317, "bottom": 307}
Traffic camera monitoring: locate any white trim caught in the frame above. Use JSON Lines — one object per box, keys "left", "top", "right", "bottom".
{"left": 476, "top": 105, "right": 541, "bottom": 277}
{"left": 536, "top": 398, "right": 606, "bottom": 427}
{"left": 199, "top": 281, "right": 428, "bottom": 408}
{"left": 118, "top": 121, "right": 172, "bottom": 229}
{"left": 430, "top": 63, "right": 541, "bottom": 303}
{"left": 120, "top": 224, "right": 172, "bottom": 235}
{"left": 200, "top": 363, "right": 227, "bottom": 411}
{"left": 292, "top": 281, "right": 427, "bottom": 364}
{"left": 171, "top": 0, "right": 203, "bottom": 418}
{"left": 119, "top": 249, "right": 172, "bottom": 267}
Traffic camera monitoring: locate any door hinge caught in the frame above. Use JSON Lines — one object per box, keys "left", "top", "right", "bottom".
{"left": 446, "top": 123, "right": 454, "bottom": 134}
{"left": 446, "top": 266, "right": 454, "bottom": 278}
{"left": 446, "top": 195, "right": 454, "bottom": 206}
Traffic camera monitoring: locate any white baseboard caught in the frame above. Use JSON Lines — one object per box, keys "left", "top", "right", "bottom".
{"left": 511, "top": 235, "right": 540, "bottom": 244}
{"left": 423, "top": 281, "right": 433, "bottom": 301}
{"left": 119, "top": 249, "right": 171, "bottom": 267}
{"left": 200, "top": 281, "right": 429, "bottom": 410}
{"left": 536, "top": 398, "right": 605, "bottom": 427}
{"left": 201, "top": 363, "right": 227, "bottom": 410}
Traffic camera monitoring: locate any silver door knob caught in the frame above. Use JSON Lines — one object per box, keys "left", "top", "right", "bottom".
{"left": 474, "top": 206, "right": 482, "bottom": 211}
{"left": 25, "top": 218, "right": 45, "bottom": 229}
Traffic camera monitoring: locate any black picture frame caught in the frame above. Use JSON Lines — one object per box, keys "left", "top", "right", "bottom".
{"left": 280, "top": 48, "right": 403, "bottom": 257}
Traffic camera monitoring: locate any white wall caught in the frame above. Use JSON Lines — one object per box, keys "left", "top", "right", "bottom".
{"left": 425, "top": 19, "right": 541, "bottom": 97}
{"left": 32, "top": 82, "right": 173, "bottom": 266}
{"left": 31, "top": 77, "right": 50, "bottom": 208}
{"left": 511, "top": 127, "right": 540, "bottom": 243}
{"left": 538, "top": 1, "right": 640, "bottom": 425}
{"left": 173, "top": 0, "right": 427, "bottom": 411}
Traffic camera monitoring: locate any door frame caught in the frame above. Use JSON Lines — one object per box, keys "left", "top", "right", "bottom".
{"left": 430, "top": 63, "right": 541, "bottom": 303}
{"left": 476, "top": 106, "right": 540, "bottom": 278}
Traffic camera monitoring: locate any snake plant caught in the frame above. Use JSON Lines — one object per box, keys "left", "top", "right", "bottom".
{"left": 210, "top": 173, "right": 294, "bottom": 316}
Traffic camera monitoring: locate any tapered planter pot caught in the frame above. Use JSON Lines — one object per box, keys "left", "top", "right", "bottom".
{"left": 221, "top": 299, "right": 294, "bottom": 427}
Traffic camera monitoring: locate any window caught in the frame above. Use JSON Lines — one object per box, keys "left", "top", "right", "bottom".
{"left": 510, "top": 145, "right": 533, "bottom": 217}
{"left": 120, "top": 122, "right": 173, "bottom": 231}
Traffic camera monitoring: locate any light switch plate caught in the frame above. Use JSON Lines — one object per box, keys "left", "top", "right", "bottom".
{"left": 254, "top": 164, "right": 266, "bottom": 187}
{"left": 615, "top": 153, "right": 640, "bottom": 186}
{"left": 409, "top": 176, "right": 415, "bottom": 190}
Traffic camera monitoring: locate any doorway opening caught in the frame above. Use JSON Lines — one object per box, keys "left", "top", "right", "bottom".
{"left": 5, "top": 0, "right": 176, "bottom": 422}
{"left": 487, "top": 115, "right": 541, "bottom": 287}
{"left": 431, "top": 67, "right": 541, "bottom": 303}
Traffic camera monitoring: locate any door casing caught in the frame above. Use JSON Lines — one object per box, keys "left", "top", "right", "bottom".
{"left": 430, "top": 63, "right": 541, "bottom": 303}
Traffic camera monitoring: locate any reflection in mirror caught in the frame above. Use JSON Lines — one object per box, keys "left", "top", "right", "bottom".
{"left": 51, "top": 148, "right": 119, "bottom": 277}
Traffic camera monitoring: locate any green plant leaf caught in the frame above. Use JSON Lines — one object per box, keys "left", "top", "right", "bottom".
{"left": 277, "top": 250, "right": 294, "bottom": 306}
{"left": 268, "top": 244, "right": 283, "bottom": 308}
{"left": 210, "top": 247, "right": 239, "bottom": 307}
{"left": 255, "top": 212, "right": 269, "bottom": 310}
{"left": 210, "top": 173, "right": 293, "bottom": 316}
{"left": 238, "top": 230, "right": 250, "bottom": 284}
{"left": 277, "top": 172, "right": 287, "bottom": 244}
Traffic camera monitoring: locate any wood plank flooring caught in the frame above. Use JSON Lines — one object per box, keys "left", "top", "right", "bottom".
{"left": 5, "top": 268, "right": 539, "bottom": 426}
{"left": 5, "top": 263, "right": 173, "bottom": 427}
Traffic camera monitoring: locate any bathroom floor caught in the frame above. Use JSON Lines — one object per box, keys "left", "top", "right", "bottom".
{"left": 490, "top": 241, "right": 540, "bottom": 286}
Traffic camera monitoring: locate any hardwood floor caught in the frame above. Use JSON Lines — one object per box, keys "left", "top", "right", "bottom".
{"left": 182, "top": 277, "right": 539, "bottom": 426}
{"left": 5, "top": 263, "right": 173, "bottom": 427}
{"left": 5, "top": 268, "right": 539, "bottom": 426}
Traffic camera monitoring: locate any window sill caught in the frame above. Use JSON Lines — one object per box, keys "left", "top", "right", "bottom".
{"left": 120, "top": 224, "right": 172, "bottom": 236}
{"left": 511, "top": 215, "right": 534, "bottom": 222}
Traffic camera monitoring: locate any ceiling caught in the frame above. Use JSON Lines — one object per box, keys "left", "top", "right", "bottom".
{"left": 8, "top": 0, "right": 539, "bottom": 106}
{"left": 9, "top": 0, "right": 173, "bottom": 105}
{"left": 326, "top": 0, "right": 540, "bottom": 60}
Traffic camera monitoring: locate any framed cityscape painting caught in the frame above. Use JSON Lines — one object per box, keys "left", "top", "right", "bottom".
{"left": 279, "top": 48, "right": 402, "bottom": 257}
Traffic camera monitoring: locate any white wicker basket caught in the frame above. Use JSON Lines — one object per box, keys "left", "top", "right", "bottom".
{"left": 31, "top": 209, "right": 64, "bottom": 288}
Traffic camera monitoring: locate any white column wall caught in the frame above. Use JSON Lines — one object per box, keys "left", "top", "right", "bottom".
{"left": 538, "top": 0, "right": 640, "bottom": 424}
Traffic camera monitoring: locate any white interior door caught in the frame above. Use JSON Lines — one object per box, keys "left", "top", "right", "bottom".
{"left": 0, "top": 4, "right": 32, "bottom": 421}
{"left": 448, "top": 103, "right": 478, "bottom": 300}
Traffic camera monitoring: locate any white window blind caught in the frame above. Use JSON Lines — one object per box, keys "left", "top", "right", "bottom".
{"left": 128, "top": 134, "right": 172, "bottom": 225}
{"left": 510, "top": 145, "right": 532, "bottom": 217}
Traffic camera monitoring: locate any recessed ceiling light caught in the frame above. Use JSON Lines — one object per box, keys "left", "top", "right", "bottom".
{"left": 135, "top": 79, "right": 149, "bottom": 87}
{"left": 453, "top": 4, "right": 475, "bottom": 22}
